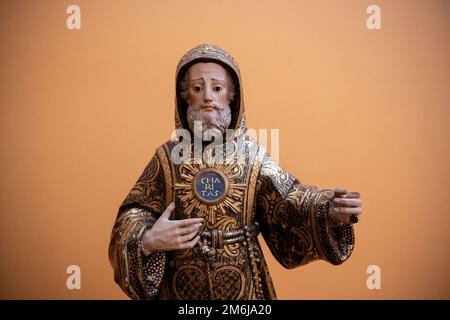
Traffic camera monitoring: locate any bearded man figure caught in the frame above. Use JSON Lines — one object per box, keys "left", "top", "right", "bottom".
{"left": 109, "top": 44, "right": 362, "bottom": 300}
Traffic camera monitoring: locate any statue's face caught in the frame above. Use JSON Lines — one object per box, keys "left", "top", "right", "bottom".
{"left": 185, "top": 62, "right": 232, "bottom": 135}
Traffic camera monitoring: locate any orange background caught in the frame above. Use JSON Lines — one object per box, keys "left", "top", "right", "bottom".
{"left": 1, "top": 0, "right": 449, "bottom": 299}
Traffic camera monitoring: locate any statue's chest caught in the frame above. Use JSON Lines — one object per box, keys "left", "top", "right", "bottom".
{"left": 173, "top": 161, "right": 251, "bottom": 227}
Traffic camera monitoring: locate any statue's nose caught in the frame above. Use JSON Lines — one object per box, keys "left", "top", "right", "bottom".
{"left": 203, "top": 87, "right": 213, "bottom": 102}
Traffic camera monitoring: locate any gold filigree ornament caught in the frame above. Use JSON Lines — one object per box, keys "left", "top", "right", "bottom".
{"left": 174, "top": 145, "right": 246, "bottom": 224}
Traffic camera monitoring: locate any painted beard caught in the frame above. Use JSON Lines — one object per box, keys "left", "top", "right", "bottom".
{"left": 187, "top": 104, "right": 232, "bottom": 139}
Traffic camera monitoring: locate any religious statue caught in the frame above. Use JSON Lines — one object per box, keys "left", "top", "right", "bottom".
{"left": 109, "top": 44, "right": 362, "bottom": 300}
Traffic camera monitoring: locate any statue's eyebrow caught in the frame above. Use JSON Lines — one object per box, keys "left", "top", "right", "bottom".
{"left": 190, "top": 77, "right": 204, "bottom": 82}
{"left": 189, "top": 77, "right": 226, "bottom": 82}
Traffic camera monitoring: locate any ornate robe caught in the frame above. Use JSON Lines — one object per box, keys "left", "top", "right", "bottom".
{"left": 109, "top": 44, "right": 355, "bottom": 300}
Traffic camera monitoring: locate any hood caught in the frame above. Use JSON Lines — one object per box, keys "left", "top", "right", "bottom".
{"left": 174, "top": 44, "right": 247, "bottom": 139}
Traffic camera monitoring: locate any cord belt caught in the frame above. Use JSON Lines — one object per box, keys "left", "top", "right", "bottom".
{"left": 197, "top": 223, "right": 260, "bottom": 256}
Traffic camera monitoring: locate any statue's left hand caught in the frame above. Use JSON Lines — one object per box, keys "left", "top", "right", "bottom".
{"left": 329, "top": 188, "right": 362, "bottom": 225}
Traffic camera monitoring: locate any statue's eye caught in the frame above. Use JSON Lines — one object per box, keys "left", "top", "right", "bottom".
{"left": 213, "top": 86, "right": 223, "bottom": 92}
{"left": 193, "top": 86, "right": 202, "bottom": 92}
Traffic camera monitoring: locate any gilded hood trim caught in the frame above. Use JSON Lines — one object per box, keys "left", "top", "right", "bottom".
{"left": 174, "top": 44, "right": 247, "bottom": 138}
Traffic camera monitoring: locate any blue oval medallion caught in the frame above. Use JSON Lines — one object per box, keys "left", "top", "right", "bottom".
{"left": 193, "top": 169, "right": 228, "bottom": 204}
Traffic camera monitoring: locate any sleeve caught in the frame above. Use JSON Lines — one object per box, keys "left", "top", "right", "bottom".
{"left": 108, "top": 151, "right": 167, "bottom": 299}
{"left": 255, "top": 154, "right": 355, "bottom": 269}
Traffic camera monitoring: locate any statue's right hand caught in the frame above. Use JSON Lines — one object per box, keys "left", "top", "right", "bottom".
{"left": 142, "top": 202, "right": 204, "bottom": 252}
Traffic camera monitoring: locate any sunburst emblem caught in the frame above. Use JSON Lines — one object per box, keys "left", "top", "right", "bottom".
{"left": 174, "top": 146, "right": 246, "bottom": 224}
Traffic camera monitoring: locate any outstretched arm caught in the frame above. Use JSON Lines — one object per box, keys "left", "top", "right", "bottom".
{"left": 256, "top": 154, "right": 359, "bottom": 269}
